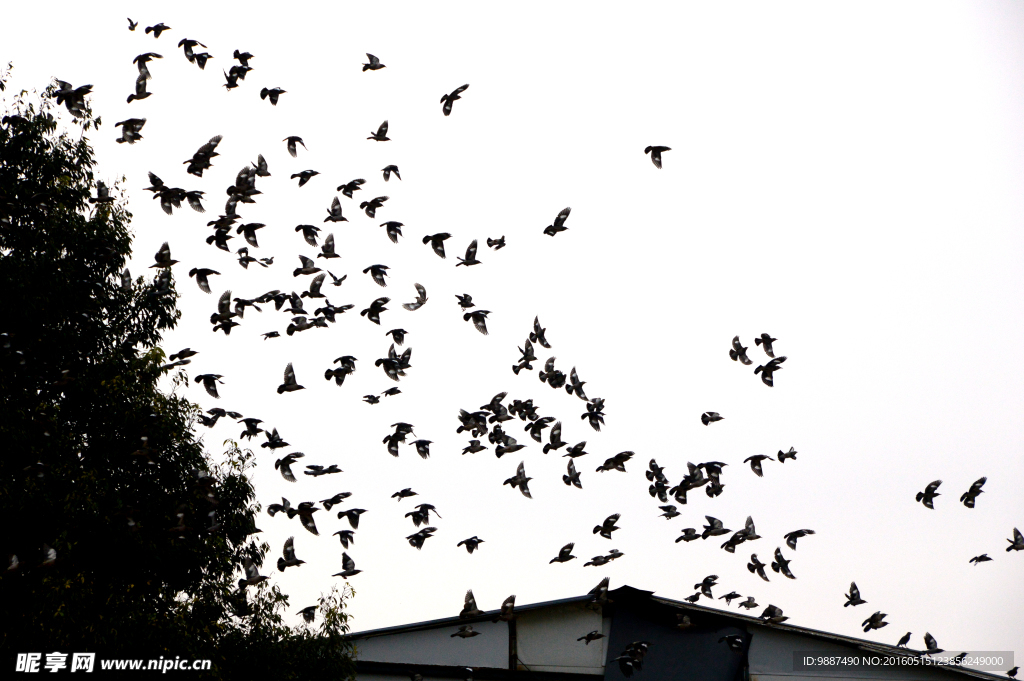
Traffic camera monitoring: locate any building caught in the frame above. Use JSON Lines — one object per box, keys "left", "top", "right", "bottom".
{"left": 348, "top": 585, "right": 1008, "bottom": 681}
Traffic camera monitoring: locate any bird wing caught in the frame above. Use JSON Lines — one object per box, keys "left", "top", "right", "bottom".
{"left": 555, "top": 207, "right": 571, "bottom": 227}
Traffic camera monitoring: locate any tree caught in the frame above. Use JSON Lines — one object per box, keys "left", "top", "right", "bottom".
{"left": 0, "top": 76, "right": 354, "bottom": 680}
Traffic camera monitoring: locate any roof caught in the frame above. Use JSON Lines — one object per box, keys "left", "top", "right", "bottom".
{"left": 346, "top": 584, "right": 1006, "bottom": 681}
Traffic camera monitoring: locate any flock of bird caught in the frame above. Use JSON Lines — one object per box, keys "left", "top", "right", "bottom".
{"left": 28, "top": 15, "right": 1021, "bottom": 673}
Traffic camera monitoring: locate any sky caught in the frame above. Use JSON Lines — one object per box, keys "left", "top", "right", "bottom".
{"left": 2, "top": 0, "right": 1023, "bottom": 665}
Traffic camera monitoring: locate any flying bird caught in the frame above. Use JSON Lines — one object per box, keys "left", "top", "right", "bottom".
{"left": 960, "top": 477, "right": 986, "bottom": 508}
{"left": 277, "top": 536, "right": 305, "bottom": 571}
{"left": 701, "top": 412, "right": 723, "bottom": 426}
{"left": 423, "top": 232, "right": 451, "bottom": 258}
{"left": 593, "top": 513, "right": 621, "bottom": 539}
{"left": 1008, "top": 528, "right": 1024, "bottom": 552}
{"left": 543, "top": 207, "right": 571, "bottom": 236}
{"left": 456, "top": 240, "right": 481, "bottom": 266}
{"left": 403, "top": 284, "right": 429, "bottom": 311}
{"left": 969, "top": 554, "right": 992, "bottom": 565}
{"left": 260, "top": 87, "right": 286, "bottom": 105}
{"left": 784, "top": 529, "right": 815, "bottom": 550}
{"left": 333, "top": 552, "right": 362, "bottom": 578}
{"left": 644, "top": 145, "right": 670, "bottom": 168}
{"left": 563, "top": 460, "right": 583, "bottom": 488}
{"left": 550, "top": 542, "right": 576, "bottom": 564}
{"left": 457, "top": 536, "right": 485, "bottom": 554}
{"left": 730, "top": 336, "right": 752, "bottom": 365}
{"left": 862, "top": 611, "right": 888, "bottom": 633}
{"left": 382, "top": 165, "right": 401, "bottom": 181}
{"left": 744, "top": 454, "right": 774, "bottom": 477}
{"left": 275, "top": 452, "right": 305, "bottom": 482}
{"left": 755, "top": 333, "right": 777, "bottom": 357}
{"left": 363, "top": 54, "right": 385, "bottom": 71}
{"left": 460, "top": 590, "right": 484, "bottom": 618}
{"left": 844, "top": 582, "right": 867, "bottom": 607}
{"left": 368, "top": 120, "right": 390, "bottom": 141}
{"left": 747, "top": 554, "right": 769, "bottom": 581}
{"left": 464, "top": 310, "right": 490, "bottom": 335}
{"left": 441, "top": 84, "right": 470, "bottom": 116}
{"left": 504, "top": 462, "right": 532, "bottom": 498}
{"left": 754, "top": 356, "right": 787, "bottom": 387}
{"left": 277, "top": 363, "right": 305, "bottom": 394}
{"left": 284, "top": 136, "right": 306, "bottom": 157}
{"left": 771, "top": 548, "right": 796, "bottom": 579}
{"left": 145, "top": 23, "right": 171, "bottom": 38}
{"left": 916, "top": 480, "right": 942, "bottom": 509}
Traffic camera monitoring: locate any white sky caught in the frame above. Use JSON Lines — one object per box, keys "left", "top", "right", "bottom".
{"left": 3, "top": 0, "right": 1023, "bottom": 663}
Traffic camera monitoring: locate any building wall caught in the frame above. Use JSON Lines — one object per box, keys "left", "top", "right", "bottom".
{"left": 515, "top": 602, "right": 609, "bottom": 674}
{"left": 353, "top": 620, "right": 510, "bottom": 668}
{"left": 747, "top": 627, "right": 958, "bottom": 681}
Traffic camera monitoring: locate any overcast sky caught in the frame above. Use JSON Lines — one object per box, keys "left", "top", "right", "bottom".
{"left": 3, "top": 0, "right": 1023, "bottom": 663}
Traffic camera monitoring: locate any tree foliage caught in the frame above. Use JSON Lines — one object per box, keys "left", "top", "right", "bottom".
{"left": 0, "top": 76, "right": 354, "bottom": 680}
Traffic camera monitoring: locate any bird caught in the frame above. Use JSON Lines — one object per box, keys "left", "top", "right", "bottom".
{"left": 236, "top": 223, "right": 265, "bottom": 247}
{"left": 578, "top": 631, "right": 605, "bottom": 645}
{"left": 127, "top": 18, "right": 138, "bottom": 31}
{"left": 293, "top": 255, "right": 322, "bottom": 277}
{"left": 381, "top": 221, "right": 404, "bottom": 243}
{"left": 1007, "top": 668, "right": 1018, "bottom": 679}
{"left": 550, "top": 542, "right": 576, "bottom": 563}
{"left": 596, "top": 451, "right": 634, "bottom": 473}
{"left": 304, "top": 464, "right": 342, "bottom": 477}
{"left": 504, "top": 462, "right": 533, "bottom": 498}
{"left": 187, "top": 268, "right": 219, "bottom": 294}
{"left": 382, "top": 165, "right": 401, "bottom": 181}
{"left": 114, "top": 117, "right": 146, "bottom": 144}
{"left": 325, "top": 197, "right": 348, "bottom": 223}
{"left": 969, "top": 554, "right": 992, "bottom": 565}
{"left": 291, "top": 170, "right": 320, "bottom": 187}
{"left": 464, "top": 310, "right": 491, "bottom": 335}
{"left": 730, "top": 336, "right": 752, "bottom": 365}
{"left": 719, "top": 635, "right": 745, "bottom": 652}
{"left": 368, "top": 120, "right": 390, "bottom": 141}
{"left": 337, "top": 178, "right": 366, "bottom": 198}
{"left": 562, "top": 460, "right": 583, "bottom": 489}
{"left": 360, "top": 196, "right": 389, "bottom": 218}
{"left": 332, "top": 529, "right": 355, "bottom": 549}
{"left": 297, "top": 606, "right": 317, "bottom": 623}
{"left": 451, "top": 626, "right": 480, "bottom": 639}
{"left": 922, "top": 633, "right": 943, "bottom": 655}
{"left": 456, "top": 240, "right": 481, "bottom": 266}
{"left": 659, "top": 505, "right": 680, "bottom": 520}
{"left": 441, "top": 84, "right": 470, "bottom": 116}
{"left": 177, "top": 38, "right": 207, "bottom": 63}
{"left": 145, "top": 23, "right": 171, "bottom": 38}
{"left": 260, "top": 87, "right": 286, "bottom": 105}
{"left": 133, "top": 52, "right": 162, "bottom": 80}
{"left": 261, "top": 428, "right": 289, "bottom": 450}
{"left": 403, "top": 284, "right": 429, "bottom": 311}
{"left": 487, "top": 236, "right": 506, "bottom": 250}
{"left": 771, "top": 548, "right": 796, "bottom": 579}
{"left": 456, "top": 294, "right": 475, "bottom": 310}
{"left": 194, "top": 374, "right": 223, "bottom": 398}
{"left": 784, "top": 529, "right": 815, "bottom": 550}
{"left": 844, "top": 582, "right": 867, "bottom": 606}
{"left": 462, "top": 439, "right": 487, "bottom": 455}
{"left": 333, "top": 552, "right": 361, "bottom": 578}
{"left": 392, "top": 488, "right": 418, "bottom": 501}
{"left": 755, "top": 333, "right": 777, "bottom": 357}
{"left": 644, "top": 145, "right": 670, "bottom": 169}
{"left": 862, "top": 611, "right": 888, "bottom": 633}
{"left": 702, "top": 516, "right": 730, "bottom": 539}
{"left": 275, "top": 452, "right": 305, "bottom": 482}
{"left": 960, "top": 477, "right": 986, "bottom": 508}
{"left": 320, "top": 493, "right": 352, "bottom": 511}
{"left": 748, "top": 554, "right": 770, "bottom": 581}
{"left": 284, "top": 136, "right": 306, "bottom": 157}
{"left": 423, "top": 233, "right": 451, "bottom": 258}
{"left": 460, "top": 590, "right": 485, "bottom": 618}
{"left": 150, "top": 242, "right": 178, "bottom": 268}
{"left": 744, "top": 454, "right": 774, "bottom": 477}
{"left": 916, "top": 480, "right": 942, "bottom": 509}
{"left": 363, "top": 265, "right": 390, "bottom": 287}
{"left": 543, "top": 207, "right": 571, "bottom": 236}
{"left": 316, "top": 235, "right": 341, "bottom": 261}
{"left": 127, "top": 74, "right": 152, "bottom": 103}
{"left": 695, "top": 575, "right": 718, "bottom": 598}
{"left": 363, "top": 54, "right": 385, "bottom": 71}
{"left": 754, "top": 356, "right": 787, "bottom": 387}
{"left": 238, "top": 558, "right": 268, "bottom": 589}
{"left": 277, "top": 363, "right": 305, "bottom": 394}
{"left": 277, "top": 536, "right": 305, "bottom": 571}
{"left": 361, "top": 297, "right": 390, "bottom": 325}
{"left": 761, "top": 605, "right": 789, "bottom": 624}
{"left": 406, "top": 527, "right": 437, "bottom": 550}
{"left": 719, "top": 592, "right": 743, "bottom": 606}
{"left": 738, "top": 597, "right": 759, "bottom": 610}
{"left": 701, "top": 412, "right": 723, "bottom": 425}
{"left": 336, "top": 508, "right": 367, "bottom": 529}
{"left": 593, "top": 514, "right": 621, "bottom": 539}
{"left": 458, "top": 537, "right": 485, "bottom": 554}
{"left": 1008, "top": 528, "right": 1024, "bottom": 551}
{"left": 675, "top": 528, "right": 700, "bottom": 543}
{"left": 777, "top": 447, "right": 797, "bottom": 463}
